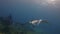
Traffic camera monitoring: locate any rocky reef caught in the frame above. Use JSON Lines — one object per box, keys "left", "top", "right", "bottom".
{"left": 0, "top": 14, "right": 36, "bottom": 34}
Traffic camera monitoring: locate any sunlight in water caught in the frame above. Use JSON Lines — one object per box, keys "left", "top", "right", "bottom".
{"left": 46, "top": 0, "right": 56, "bottom": 5}
{"left": 41, "top": 0, "right": 56, "bottom": 7}
{"left": 34, "top": 0, "right": 58, "bottom": 7}
{"left": 19, "top": 0, "right": 60, "bottom": 8}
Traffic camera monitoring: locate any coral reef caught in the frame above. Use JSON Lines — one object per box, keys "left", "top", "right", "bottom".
{"left": 0, "top": 15, "right": 35, "bottom": 34}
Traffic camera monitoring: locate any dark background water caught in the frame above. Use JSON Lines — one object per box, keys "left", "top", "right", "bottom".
{"left": 0, "top": 0, "right": 60, "bottom": 34}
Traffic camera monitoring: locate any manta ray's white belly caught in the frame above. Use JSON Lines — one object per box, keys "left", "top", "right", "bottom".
{"left": 29, "top": 19, "right": 42, "bottom": 25}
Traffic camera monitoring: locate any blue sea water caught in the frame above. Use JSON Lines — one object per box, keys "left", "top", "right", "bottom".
{"left": 0, "top": 0, "right": 60, "bottom": 34}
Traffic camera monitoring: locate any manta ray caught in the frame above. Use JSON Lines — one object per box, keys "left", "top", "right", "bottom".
{"left": 29, "top": 19, "right": 48, "bottom": 26}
